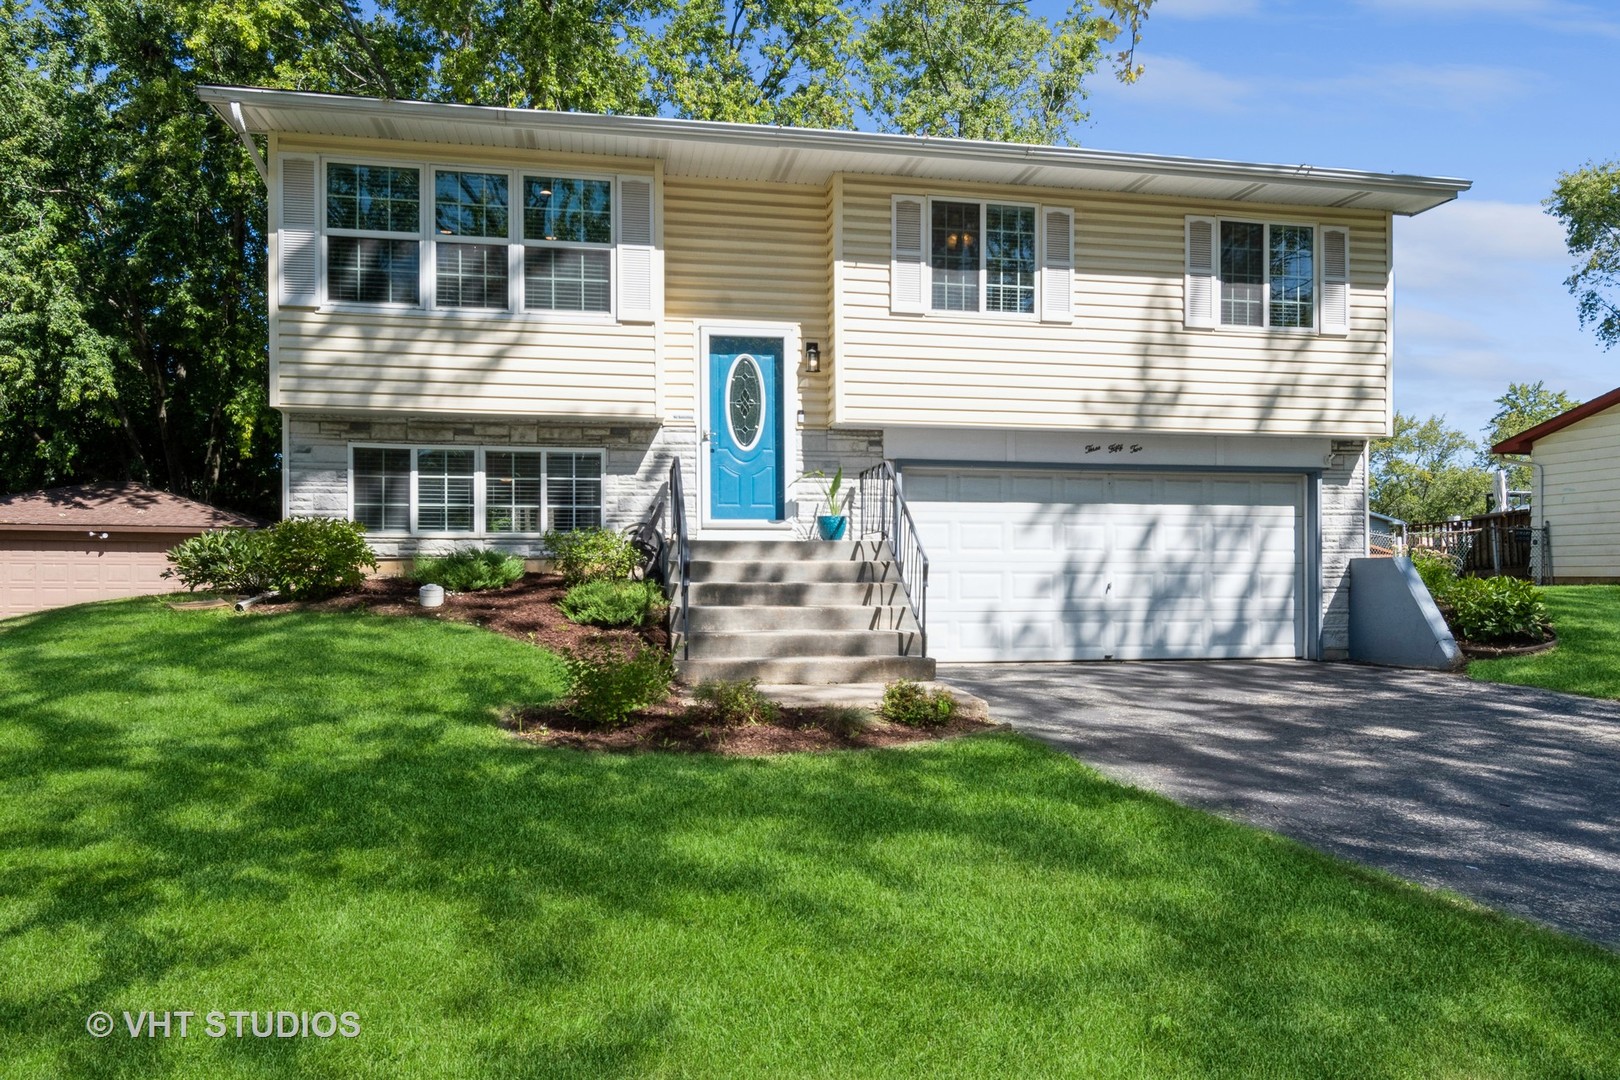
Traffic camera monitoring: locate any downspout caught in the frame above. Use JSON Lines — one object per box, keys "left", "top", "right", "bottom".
{"left": 225, "top": 101, "right": 271, "bottom": 186}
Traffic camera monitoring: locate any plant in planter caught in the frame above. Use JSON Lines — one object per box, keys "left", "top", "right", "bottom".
{"left": 803, "top": 466, "right": 848, "bottom": 540}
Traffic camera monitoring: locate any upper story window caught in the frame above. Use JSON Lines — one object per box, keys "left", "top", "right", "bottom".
{"left": 1186, "top": 216, "right": 1349, "bottom": 336}
{"left": 1219, "top": 221, "right": 1314, "bottom": 329}
{"left": 325, "top": 164, "right": 421, "bottom": 304}
{"left": 523, "top": 177, "right": 613, "bottom": 313}
{"left": 928, "top": 199, "right": 1037, "bottom": 315}
{"left": 278, "top": 155, "right": 655, "bottom": 320}
{"left": 893, "top": 195, "right": 1071, "bottom": 323}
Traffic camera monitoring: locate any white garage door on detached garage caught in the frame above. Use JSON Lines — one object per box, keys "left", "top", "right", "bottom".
{"left": 904, "top": 468, "right": 1305, "bottom": 662}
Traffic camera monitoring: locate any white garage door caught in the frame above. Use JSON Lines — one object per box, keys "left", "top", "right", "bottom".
{"left": 904, "top": 469, "right": 1304, "bottom": 662}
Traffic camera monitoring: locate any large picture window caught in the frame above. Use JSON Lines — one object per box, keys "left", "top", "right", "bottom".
{"left": 929, "top": 198, "right": 1037, "bottom": 315}
{"left": 350, "top": 446, "right": 604, "bottom": 535}
{"left": 320, "top": 161, "right": 621, "bottom": 315}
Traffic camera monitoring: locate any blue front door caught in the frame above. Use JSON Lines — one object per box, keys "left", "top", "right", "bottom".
{"left": 708, "top": 335, "right": 784, "bottom": 521}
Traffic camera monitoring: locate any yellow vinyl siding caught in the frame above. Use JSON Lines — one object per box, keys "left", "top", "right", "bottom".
{"left": 1534, "top": 408, "right": 1620, "bottom": 578}
{"left": 834, "top": 176, "right": 1392, "bottom": 437}
{"left": 660, "top": 176, "right": 832, "bottom": 424}
{"left": 271, "top": 139, "right": 658, "bottom": 419}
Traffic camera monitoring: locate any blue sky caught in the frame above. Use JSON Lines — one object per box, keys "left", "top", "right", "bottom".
{"left": 1055, "top": 0, "right": 1616, "bottom": 445}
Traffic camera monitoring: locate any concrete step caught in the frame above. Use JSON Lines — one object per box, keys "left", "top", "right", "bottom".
{"left": 676, "top": 655, "right": 936, "bottom": 685}
{"left": 681, "top": 629, "right": 922, "bottom": 659}
{"left": 687, "top": 559, "right": 900, "bottom": 584}
{"left": 687, "top": 580, "right": 908, "bottom": 607}
{"left": 688, "top": 539, "right": 888, "bottom": 562}
{"left": 679, "top": 604, "right": 918, "bottom": 633}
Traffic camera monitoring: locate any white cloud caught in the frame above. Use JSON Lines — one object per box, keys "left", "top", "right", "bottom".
{"left": 1150, "top": 0, "right": 1264, "bottom": 17}
{"left": 1325, "top": 64, "right": 1534, "bottom": 114}
{"left": 1397, "top": 201, "right": 1570, "bottom": 295}
{"left": 1094, "top": 55, "right": 1260, "bottom": 114}
{"left": 1353, "top": 0, "right": 1620, "bottom": 38}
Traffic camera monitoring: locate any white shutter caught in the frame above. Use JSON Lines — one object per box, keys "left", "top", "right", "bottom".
{"left": 891, "top": 195, "right": 926, "bottom": 314}
{"left": 617, "top": 175, "right": 657, "bottom": 322}
{"left": 1040, "top": 206, "right": 1074, "bottom": 324}
{"left": 1184, "top": 215, "right": 1217, "bottom": 329}
{"left": 278, "top": 155, "right": 319, "bottom": 308}
{"left": 1320, "top": 225, "right": 1350, "bottom": 336}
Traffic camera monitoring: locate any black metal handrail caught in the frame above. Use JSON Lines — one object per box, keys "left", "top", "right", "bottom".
{"left": 666, "top": 458, "right": 692, "bottom": 660}
{"left": 856, "top": 461, "right": 929, "bottom": 657}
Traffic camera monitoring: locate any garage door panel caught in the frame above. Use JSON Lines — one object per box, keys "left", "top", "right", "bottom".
{"left": 1, "top": 535, "right": 183, "bottom": 618}
{"left": 907, "top": 468, "right": 1303, "bottom": 663}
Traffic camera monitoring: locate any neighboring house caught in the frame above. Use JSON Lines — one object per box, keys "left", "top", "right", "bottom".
{"left": 1492, "top": 385, "right": 1620, "bottom": 583}
{"left": 199, "top": 85, "right": 1468, "bottom": 666}
{"left": 0, "top": 482, "right": 260, "bottom": 618}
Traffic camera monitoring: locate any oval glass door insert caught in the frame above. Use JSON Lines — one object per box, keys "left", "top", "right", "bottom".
{"left": 726, "top": 355, "right": 764, "bottom": 451}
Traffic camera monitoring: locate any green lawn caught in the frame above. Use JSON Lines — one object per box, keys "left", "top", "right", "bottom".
{"left": 4, "top": 598, "right": 1620, "bottom": 1078}
{"left": 1469, "top": 585, "right": 1620, "bottom": 699}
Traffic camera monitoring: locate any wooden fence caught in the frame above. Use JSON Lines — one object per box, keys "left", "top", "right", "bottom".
{"left": 1406, "top": 509, "right": 1534, "bottom": 578}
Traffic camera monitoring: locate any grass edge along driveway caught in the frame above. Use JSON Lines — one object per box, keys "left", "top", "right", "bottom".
{"left": 2, "top": 597, "right": 1619, "bottom": 1079}
{"left": 1470, "top": 584, "right": 1620, "bottom": 700}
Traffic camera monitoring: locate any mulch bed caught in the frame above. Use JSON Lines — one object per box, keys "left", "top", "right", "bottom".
{"left": 503, "top": 700, "right": 1000, "bottom": 756}
{"left": 248, "top": 573, "right": 991, "bottom": 756}
{"left": 264, "top": 573, "right": 666, "bottom": 656}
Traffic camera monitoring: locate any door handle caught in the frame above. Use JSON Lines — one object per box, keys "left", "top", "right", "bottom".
{"left": 702, "top": 430, "right": 714, "bottom": 442}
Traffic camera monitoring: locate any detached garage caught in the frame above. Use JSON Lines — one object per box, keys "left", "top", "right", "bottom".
{"left": 904, "top": 467, "right": 1309, "bottom": 662}
{"left": 0, "top": 482, "right": 260, "bottom": 619}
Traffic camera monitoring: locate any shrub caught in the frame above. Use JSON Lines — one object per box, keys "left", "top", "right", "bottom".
{"left": 564, "top": 644, "right": 674, "bottom": 730}
{"left": 1443, "top": 576, "right": 1550, "bottom": 643}
{"left": 411, "top": 549, "right": 525, "bottom": 592}
{"left": 263, "top": 517, "right": 378, "bottom": 600}
{"left": 879, "top": 679, "right": 956, "bottom": 729}
{"left": 690, "top": 678, "right": 780, "bottom": 727}
{"left": 1409, "top": 548, "right": 1458, "bottom": 601}
{"left": 164, "top": 518, "right": 376, "bottom": 599}
{"left": 559, "top": 579, "right": 666, "bottom": 627}
{"left": 545, "top": 528, "right": 637, "bottom": 585}
{"left": 164, "top": 529, "right": 275, "bottom": 593}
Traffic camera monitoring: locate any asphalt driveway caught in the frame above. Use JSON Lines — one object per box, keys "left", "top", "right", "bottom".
{"left": 942, "top": 660, "right": 1620, "bottom": 948}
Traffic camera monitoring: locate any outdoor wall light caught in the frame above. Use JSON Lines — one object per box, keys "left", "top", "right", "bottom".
{"left": 805, "top": 342, "right": 821, "bottom": 372}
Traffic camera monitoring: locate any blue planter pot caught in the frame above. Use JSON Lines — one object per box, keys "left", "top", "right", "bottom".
{"left": 816, "top": 515, "right": 848, "bottom": 540}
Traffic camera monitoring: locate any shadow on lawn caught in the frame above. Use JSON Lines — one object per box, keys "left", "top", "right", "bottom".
{"left": 2, "top": 601, "right": 1619, "bottom": 1077}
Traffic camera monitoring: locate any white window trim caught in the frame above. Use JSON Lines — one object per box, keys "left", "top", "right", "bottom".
{"left": 1208, "top": 216, "right": 1324, "bottom": 335}
{"left": 923, "top": 195, "right": 1043, "bottom": 321}
{"left": 347, "top": 444, "right": 607, "bottom": 539}
{"left": 316, "top": 155, "right": 632, "bottom": 321}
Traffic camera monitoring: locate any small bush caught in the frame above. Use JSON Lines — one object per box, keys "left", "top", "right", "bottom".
{"left": 545, "top": 528, "right": 637, "bottom": 585}
{"left": 164, "top": 518, "right": 376, "bottom": 599}
{"left": 879, "top": 679, "right": 957, "bottom": 729}
{"left": 1409, "top": 548, "right": 1458, "bottom": 601}
{"left": 690, "top": 678, "right": 780, "bottom": 727}
{"left": 412, "top": 549, "right": 525, "bottom": 592}
{"left": 1443, "top": 576, "right": 1550, "bottom": 643}
{"left": 264, "top": 517, "right": 378, "bottom": 600}
{"left": 559, "top": 579, "right": 666, "bottom": 627}
{"left": 564, "top": 645, "right": 674, "bottom": 730}
{"left": 165, "top": 529, "right": 275, "bottom": 593}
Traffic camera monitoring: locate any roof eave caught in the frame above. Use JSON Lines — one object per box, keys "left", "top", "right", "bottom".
{"left": 1490, "top": 385, "right": 1620, "bottom": 455}
{"left": 196, "top": 85, "right": 1472, "bottom": 216}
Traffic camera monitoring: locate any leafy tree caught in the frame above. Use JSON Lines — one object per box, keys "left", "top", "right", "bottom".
{"left": 860, "top": 0, "right": 1148, "bottom": 143}
{"left": 1479, "top": 380, "right": 1580, "bottom": 492}
{"left": 1369, "top": 413, "right": 1491, "bottom": 524}
{"left": 632, "top": 0, "right": 1152, "bottom": 141}
{"left": 1546, "top": 160, "right": 1620, "bottom": 349}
